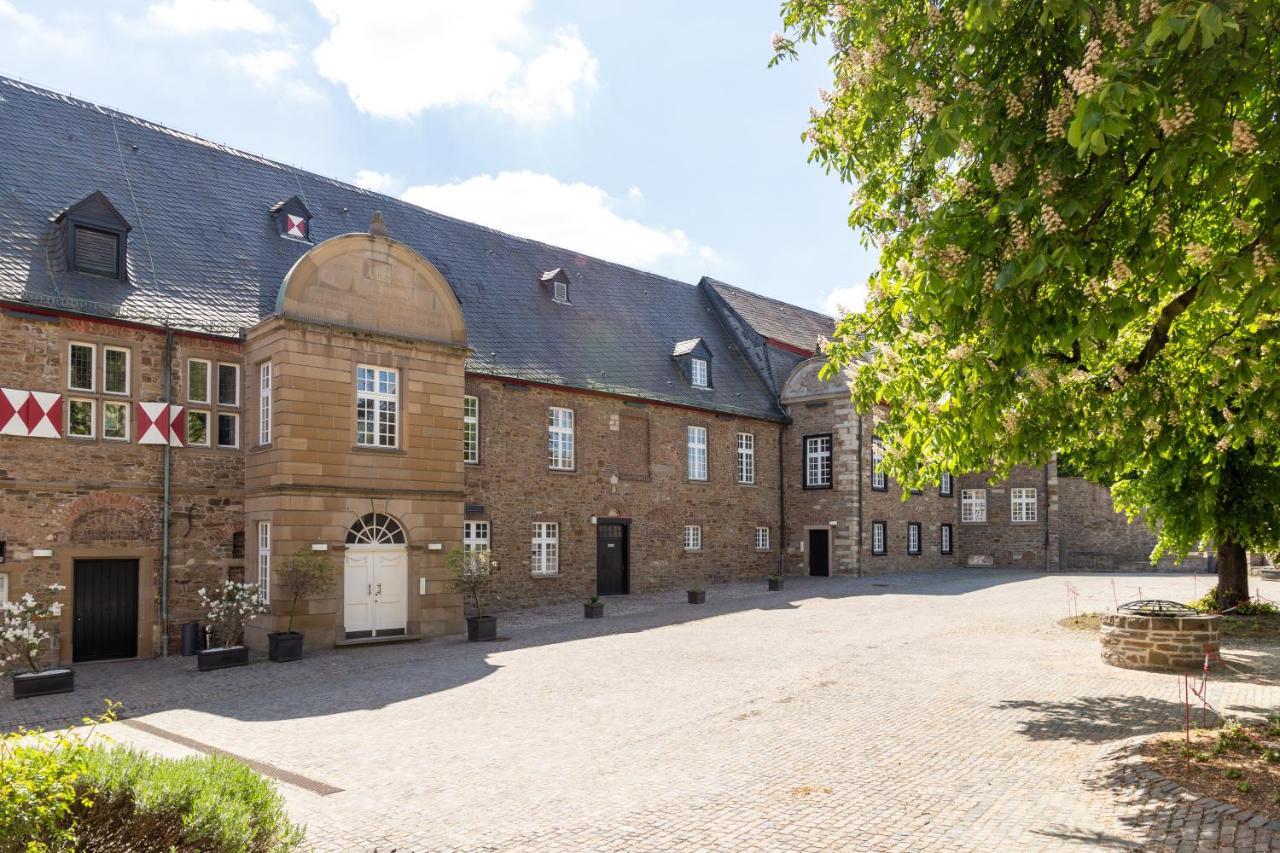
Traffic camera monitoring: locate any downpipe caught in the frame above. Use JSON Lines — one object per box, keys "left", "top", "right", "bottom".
{"left": 161, "top": 327, "right": 173, "bottom": 656}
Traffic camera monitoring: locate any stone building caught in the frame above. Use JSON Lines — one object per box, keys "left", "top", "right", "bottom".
{"left": 0, "top": 78, "right": 1160, "bottom": 664}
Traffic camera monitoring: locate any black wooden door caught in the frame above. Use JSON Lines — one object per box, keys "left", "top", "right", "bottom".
{"left": 808, "top": 530, "right": 830, "bottom": 576}
{"left": 596, "top": 522, "right": 629, "bottom": 595}
{"left": 73, "top": 559, "right": 139, "bottom": 662}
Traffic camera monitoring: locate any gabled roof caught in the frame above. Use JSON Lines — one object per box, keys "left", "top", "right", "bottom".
{"left": 701, "top": 277, "right": 834, "bottom": 354}
{"left": 0, "top": 76, "right": 787, "bottom": 421}
{"left": 671, "top": 338, "right": 707, "bottom": 357}
{"left": 52, "top": 190, "right": 132, "bottom": 231}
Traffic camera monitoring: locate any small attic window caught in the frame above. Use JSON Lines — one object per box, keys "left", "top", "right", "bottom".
{"left": 271, "top": 196, "right": 313, "bottom": 242}
{"left": 690, "top": 358, "right": 708, "bottom": 388}
{"left": 541, "top": 268, "right": 571, "bottom": 304}
{"left": 54, "top": 191, "right": 131, "bottom": 281}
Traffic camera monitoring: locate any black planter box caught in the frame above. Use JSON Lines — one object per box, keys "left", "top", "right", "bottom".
{"left": 584, "top": 601, "right": 604, "bottom": 618}
{"left": 12, "top": 667, "right": 74, "bottom": 700}
{"left": 768, "top": 577, "right": 784, "bottom": 591}
{"left": 268, "top": 631, "right": 304, "bottom": 662}
{"left": 687, "top": 590, "right": 706, "bottom": 604}
{"left": 197, "top": 645, "right": 250, "bottom": 671}
{"left": 467, "top": 615, "right": 498, "bottom": 642}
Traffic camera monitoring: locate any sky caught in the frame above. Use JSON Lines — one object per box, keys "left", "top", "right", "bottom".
{"left": 0, "top": 0, "right": 877, "bottom": 316}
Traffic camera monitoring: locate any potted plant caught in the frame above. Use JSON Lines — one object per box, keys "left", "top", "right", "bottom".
{"left": 268, "top": 548, "right": 333, "bottom": 663}
{"left": 196, "top": 580, "right": 268, "bottom": 671}
{"left": 768, "top": 574, "right": 784, "bottom": 592}
{"left": 448, "top": 548, "right": 498, "bottom": 641}
{"left": 584, "top": 596, "right": 604, "bottom": 618}
{"left": 1, "top": 583, "right": 72, "bottom": 699}
{"left": 687, "top": 586, "right": 706, "bottom": 605}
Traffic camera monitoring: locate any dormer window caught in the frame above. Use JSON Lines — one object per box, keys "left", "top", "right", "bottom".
{"left": 53, "top": 191, "right": 131, "bottom": 281}
{"left": 691, "top": 358, "right": 708, "bottom": 388}
{"left": 270, "top": 196, "right": 313, "bottom": 242}
{"left": 672, "top": 338, "right": 713, "bottom": 389}
{"left": 541, "top": 268, "right": 571, "bottom": 304}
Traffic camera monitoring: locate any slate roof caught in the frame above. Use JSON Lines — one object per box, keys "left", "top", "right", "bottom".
{"left": 702, "top": 277, "right": 834, "bottom": 354}
{"left": 0, "top": 77, "right": 793, "bottom": 421}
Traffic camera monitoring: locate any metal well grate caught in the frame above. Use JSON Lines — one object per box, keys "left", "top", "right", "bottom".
{"left": 1118, "top": 599, "right": 1197, "bottom": 616}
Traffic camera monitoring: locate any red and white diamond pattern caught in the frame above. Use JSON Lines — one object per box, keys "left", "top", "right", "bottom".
{"left": 0, "top": 388, "right": 61, "bottom": 438}
{"left": 168, "top": 405, "right": 185, "bottom": 448}
{"left": 284, "top": 213, "right": 307, "bottom": 239}
{"left": 136, "top": 401, "right": 171, "bottom": 445}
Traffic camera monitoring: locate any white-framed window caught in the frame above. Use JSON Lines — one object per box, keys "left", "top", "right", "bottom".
{"left": 103, "top": 346, "right": 130, "bottom": 395}
{"left": 0, "top": 573, "right": 7, "bottom": 603}
{"left": 805, "top": 434, "right": 832, "bottom": 488}
{"left": 939, "top": 472, "right": 952, "bottom": 497}
{"left": 1011, "top": 487, "right": 1038, "bottom": 522}
{"left": 684, "top": 525, "right": 702, "bottom": 551}
{"left": 187, "top": 410, "right": 210, "bottom": 447}
{"left": 463, "top": 395, "right": 479, "bottom": 464}
{"left": 188, "top": 359, "right": 211, "bottom": 404}
{"left": 217, "top": 412, "right": 239, "bottom": 449}
{"left": 961, "top": 489, "right": 987, "bottom": 523}
{"left": 690, "top": 357, "right": 709, "bottom": 388}
{"left": 356, "top": 365, "right": 399, "bottom": 448}
{"left": 941, "top": 523, "right": 953, "bottom": 555}
{"left": 68, "top": 342, "right": 95, "bottom": 391}
{"left": 907, "top": 522, "right": 921, "bottom": 555}
{"left": 67, "top": 398, "right": 95, "bottom": 438}
{"left": 871, "top": 521, "right": 886, "bottom": 555}
{"left": 755, "top": 526, "right": 770, "bottom": 550}
{"left": 687, "top": 426, "right": 708, "bottom": 481}
{"left": 257, "top": 520, "right": 271, "bottom": 604}
{"left": 548, "top": 407, "right": 574, "bottom": 470}
{"left": 102, "top": 400, "right": 129, "bottom": 441}
{"left": 531, "top": 522, "right": 559, "bottom": 575}
{"left": 871, "top": 439, "right": 887, "bottom": 490}
{"left": 737, "top": 432, "right": 755, "bottom": 484}
{"left": 258, "top": 362, "right": 271, "bottom": 446}
{"left": 553, "top": 280, "right": 569, "bottom": 304}
{"left": 464, "top": 520, "right": 490, "bottom": 552}
{"left": 217, "top": 363, "right": 240, "bottom": 407}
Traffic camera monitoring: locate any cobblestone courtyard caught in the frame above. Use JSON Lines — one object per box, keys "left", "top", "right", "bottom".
{"left": 10, "top": 570, "right": 1280, "bottom": 851}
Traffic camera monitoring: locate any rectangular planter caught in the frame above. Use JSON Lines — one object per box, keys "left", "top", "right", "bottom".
{"left": 12, "top": 668, "right": 74, "bottom": 700}
{"left": 466, "top": 615, "right": 497, "bottom": 642}
{"left": 687, "top": 590, "right": 706, "bottom": 604}
{"left": 584, "top": 602, "right": 604, "bottom": 619}
{"left": 268, "top": 631, "right": 304, "bottom": 662}
{"left": 768, "top": 578, "right": 784, "bottom": 591}
{"left": 197, "top": 645, "right": 250, "bottom": 671}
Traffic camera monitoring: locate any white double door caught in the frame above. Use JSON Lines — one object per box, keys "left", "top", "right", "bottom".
{"left": 344, "top": 546, "right": 408, "bottom": 637}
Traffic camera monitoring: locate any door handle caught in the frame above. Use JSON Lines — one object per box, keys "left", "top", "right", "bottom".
{"left": 367, "top": 584, "right": 372, "bottom": 596}
{"left": 376, "top": 583, "right": 382, "bottom": 596}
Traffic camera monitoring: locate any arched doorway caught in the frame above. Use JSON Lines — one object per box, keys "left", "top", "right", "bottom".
{"left": 343, "top": 513, "right": 408, "bottom": 639}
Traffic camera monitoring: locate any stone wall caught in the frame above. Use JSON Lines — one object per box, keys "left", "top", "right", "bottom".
{"left": 781, "top": 397, "right": 859, "bottom": 575}
{"left": 1100, "top": 611, "right": 1220, "bottom": 670}
{"left": 956, "top": 465, "right": 1055, "bottom": 569}
{"left": 1055, "top": 476, "right": 1162, "bottom": 571}
{"left": 464, "top": 376, "right": 782, "bottom": 610}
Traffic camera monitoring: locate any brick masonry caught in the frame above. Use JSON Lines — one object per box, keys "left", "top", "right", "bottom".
{"left": 1099, "top": 611, "right": 1221, "bottom": 670}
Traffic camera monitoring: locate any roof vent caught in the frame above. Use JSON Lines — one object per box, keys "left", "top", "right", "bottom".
{"left": 541, "top": 268, "right": 571, "bottom": 304}
{"left": 270, "top": 196, "right": 312, "bottom": 242}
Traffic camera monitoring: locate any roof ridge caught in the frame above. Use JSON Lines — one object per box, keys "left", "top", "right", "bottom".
{"left": 0, "top": 74, "right": 728, "bottom": 301}
{"left": 702, "top": 276, "right": 833, "bottom": 322}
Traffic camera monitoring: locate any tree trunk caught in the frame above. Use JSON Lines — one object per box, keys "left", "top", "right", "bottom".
{"left": 1216, "top": 539, "right": 1250, "bottom": 608}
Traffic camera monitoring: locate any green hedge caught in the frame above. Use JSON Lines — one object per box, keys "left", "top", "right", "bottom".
{"left": 1, "top": 732, "right": 303, "bottom": 853}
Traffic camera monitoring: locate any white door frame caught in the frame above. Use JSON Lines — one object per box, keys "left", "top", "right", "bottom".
{"left": 344, "top": 544, "right": 408, "bottom": 637}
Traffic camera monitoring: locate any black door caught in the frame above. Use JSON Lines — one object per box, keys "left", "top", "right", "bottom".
{"left": 808, "top": 530, "right": 830, "bottom": 576}
{"left": 596, "top": 521, "right": 629, "bottom": 595}
{"left": 73, "top": 559, "right": 139, "bottom": 662}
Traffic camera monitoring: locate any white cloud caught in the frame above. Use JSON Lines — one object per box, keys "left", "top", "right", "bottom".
{"left": 401, "top": 171, "right": 715, "bottom": 270}
{"left": 354, "top": 169, "right": 394, "bottom": 193}
{"left": 823, "top": 284, "right": 868, "bottom": 317}
{"left": 311, "top": 1, "right": 597, "bottom": 121}
{"left": 224, "top": 49, "right": 295, "bottom": 85}
{"left": 0, "top": 1, "right": 85, "bottom": 51}
{"left": 144, "top": 0, "right": 277, "bottom": 34}
{"left": 627, "top": 185, "right": 644, "bottom": 201}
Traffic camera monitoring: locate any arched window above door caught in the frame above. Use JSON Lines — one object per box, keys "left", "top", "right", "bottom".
{"left": 346, "top": 513, "right": 406, "bottom": 545}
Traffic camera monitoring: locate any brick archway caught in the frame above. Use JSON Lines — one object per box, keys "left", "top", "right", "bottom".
{"left": 65, "top": 493, "right": 156, "bottom": 544}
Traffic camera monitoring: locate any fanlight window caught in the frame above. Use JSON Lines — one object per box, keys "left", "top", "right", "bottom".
{"left": 346, "top": 513, "right": 406, "bottom": 545}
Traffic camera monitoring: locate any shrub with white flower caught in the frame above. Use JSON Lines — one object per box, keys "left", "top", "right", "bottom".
{"left": 198, "top": 580, "right": 269, "bottom": 648}
{"left": 0, "top": 583, "right": 66, "bottom": 675}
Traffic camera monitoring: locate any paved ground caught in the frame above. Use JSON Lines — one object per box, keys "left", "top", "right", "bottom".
{"left": 9, "top": 570, "right": 1280, "bottom": 851}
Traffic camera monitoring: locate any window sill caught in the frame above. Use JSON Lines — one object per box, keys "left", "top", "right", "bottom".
{"left": 352, "top": 445, "right": 407, "bottom": 456}
{"left": 803, "top": 484, "right": 833, "bottom": 491}
{"left": 531, "top": 572, "right": 560, "bottom": 579}
{"left": 548, "top": 467, "right": 577, "bottom": 474}
{"left": 960, "top": 520, "right": 987, "bottom": 525}
{"left": 871, "top": 551, "right": 886, "bottom": 557}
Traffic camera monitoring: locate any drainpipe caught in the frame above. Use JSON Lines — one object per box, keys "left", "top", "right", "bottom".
{"left": 777, "top": 419, "right": 786, "bottom": 577}
{"left": 160, "top": 327, "right": 174, "bottom": 656}
{"left": 1042, "top": 462, "right": 1050, "bottom": 572}
{"left": 856, "top": 412, "right": 864, "bottom": 577}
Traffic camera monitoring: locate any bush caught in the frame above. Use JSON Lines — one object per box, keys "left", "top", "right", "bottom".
{"left": 1188, "top": 588, "right": 1280, "bottom": 615}
{"left": 70, "top": 747, "right": 304, "bottom": 852}
{"left": 0, "top": 725, "right": 94, "bottom": 852}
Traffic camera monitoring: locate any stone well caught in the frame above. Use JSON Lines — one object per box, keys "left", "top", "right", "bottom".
{"left": 1100, "top": 605, "right": 1220, "bottom": 671}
